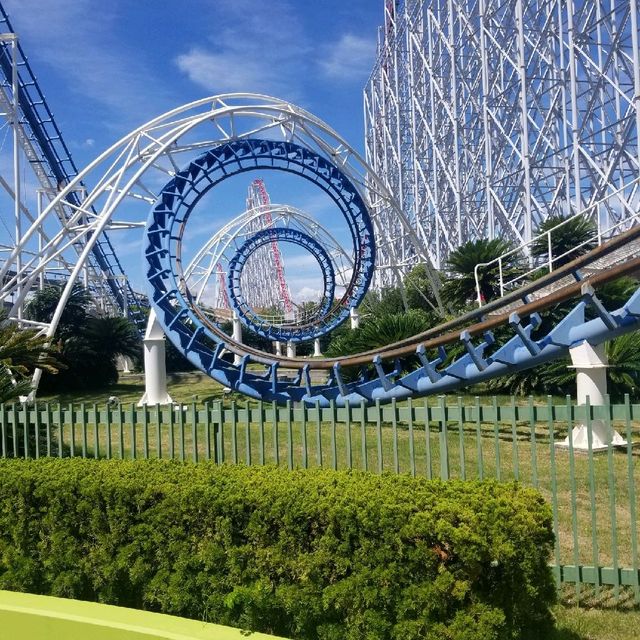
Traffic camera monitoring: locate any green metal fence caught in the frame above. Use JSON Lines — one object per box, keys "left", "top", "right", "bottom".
{"left": 1, "top": 395, "right": 639, "bottom": 604}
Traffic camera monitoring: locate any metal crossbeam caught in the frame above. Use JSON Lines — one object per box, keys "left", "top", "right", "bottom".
{"left": 364, "top": 0, "right": 640, "bottom": 272}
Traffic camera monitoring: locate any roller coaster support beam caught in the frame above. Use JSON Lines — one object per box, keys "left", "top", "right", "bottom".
{"left": 287, "top": 342, "right": 296, "bottom": 358}
{"left": 561, "top": 341, "right": 626, "bottom": 452}
{"left": 232, "top": 312, "right": 242, "bottom": 366}
{"left": 350, "top": 308, "right": 360, "bottom": 330}
{"left": 313, "top": 339, "right": 322, "bottom": 357}
{"left": 138, "top": 311, "right": 173, "bottom": 406}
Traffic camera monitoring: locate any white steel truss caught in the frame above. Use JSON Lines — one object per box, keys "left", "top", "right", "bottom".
{"left": 0, "top": 94, "right": 444, "bottom": 356}
{"left": 365, "top": 0, "right": 640, "bottom": 273}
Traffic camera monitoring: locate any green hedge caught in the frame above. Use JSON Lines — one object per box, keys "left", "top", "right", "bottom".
{"left": 0, "top": 459, "right": 555, "bottom": 639}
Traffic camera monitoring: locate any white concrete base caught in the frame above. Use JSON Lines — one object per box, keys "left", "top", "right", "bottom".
{"left": 138, "top": 311, "right": 173, "bottom": 406}
{"left": 286, "top": 341, "right": 296, "bottom": 358}
{"left": 313, "top": 338, "right": 322, "bottom": 357}
{"left": 558, "top": 341, "right": 626, "bottom": 451}
{"left": 557, "top": 420, "right": 627, "bottom": 452}
{"left": 350, "top": 307, "right": 359, "bottom": 329}
{"left": 232, "top": 312, "right": 242, "bottom": 366}
{"left": 275, "top": 341, "right": 282, "bottom": 356}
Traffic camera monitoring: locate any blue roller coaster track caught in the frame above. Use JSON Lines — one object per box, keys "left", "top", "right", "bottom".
{"left": 0, "top": 5, "right": 146, "bottom": 332}
{"left": 145, "top": 131, "right": 640, "bottom": 407}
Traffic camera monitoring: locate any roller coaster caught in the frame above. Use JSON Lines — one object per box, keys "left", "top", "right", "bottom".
{"left": 0, "top": 4, "right": 639, "bottom": 408}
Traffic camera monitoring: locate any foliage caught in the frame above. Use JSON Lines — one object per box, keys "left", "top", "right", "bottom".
{"left": 325, "top": 310, "right": 430, "bottom": 358}
{"left": 0, "top": 459, "right": 556, "bottom": 640}
{"left": 25, "top": 283, "right": 92, "bottom": 337}
{"left": 403, "top": 263, "right": 440, "bottom": 313}
{"left": 531, "top": 214, "right": 597, "bottom": 268}
{"left": 605, "top": 332, "right": 640, "bottom": 401}
{"left": 360, "top": 287, "right": 406, "bottom": 317}
{"left": 25, "top": 285, "right": 141, "bottom": 392}
{"left": 441, "top": 238, "right": 521, "bottom": 309}
{"left": 0, "top": 313, "right": 61, "bottom": 403}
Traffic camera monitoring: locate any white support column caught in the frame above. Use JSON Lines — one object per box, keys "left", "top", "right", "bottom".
{"left": 232, "top": 311, "right": 242, "bottom": 365}
{"left": 313, "top": 338, "right": 322, "bottom": 357}
{"left": 286, "top": 341, "right": 296, "bottom": 358}
{"left": 275, "top": 341, "right": 282, "bottom": 356}
{"left": 559, "top": 341, "right": 626, "bottom": 451}
{"left": 350, "top": 307, "right": 360, "bottom": 330}
{"left": 138, "top": 311, "right": 173, "bottom": 406}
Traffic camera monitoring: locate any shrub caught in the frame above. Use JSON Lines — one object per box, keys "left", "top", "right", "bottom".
{"left": 0, "top": 459, "right": 555, "bottom": 639}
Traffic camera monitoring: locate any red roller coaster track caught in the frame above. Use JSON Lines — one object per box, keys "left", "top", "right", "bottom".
{"left": 247, "top": 179, "right": 293, "bottom": 315}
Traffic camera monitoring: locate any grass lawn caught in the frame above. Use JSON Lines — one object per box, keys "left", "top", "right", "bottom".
{"left": 31, "top": 371, "right": 640, "bottom": 639}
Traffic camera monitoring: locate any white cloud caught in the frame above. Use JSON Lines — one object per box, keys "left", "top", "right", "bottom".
{"left": 2, "top": 0, "right": 173, "bottom": 130}
{"left": 174, "top": 0, "right": 310, "bottom": 99}
{"left": 319, "top": 33, "right": 376, "bottom": 83}
{"left": 291, "top": 285, "right": 322, "bottom": 302}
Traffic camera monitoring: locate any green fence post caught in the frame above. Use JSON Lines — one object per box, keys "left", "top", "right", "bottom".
{"left": 142, "top": 404, "right": 149, "bottom": 459}
{"left": 117, "top": 403, "right": 124, "bottom": 460}
{"left": 624, "top": 394, "right": 640, "bottom": 604}
{"left": 585, "top": 396, "right": 601, "bottom": 597}
{"left": 375, "top": 398, "right": 383, "bottom": 474}
{"left": 272, "top": 400, "right": 279, "bottom": 466}
{"left": 604, "top": 394, "right": 620, "bottom": 602}
{"left": 80, "top": 402, "right": 87, "bottom": 458}
{"left": 129, "top": 403, "right": 136, "bottom": 460}
{"left": 45, "top": 403, "right": 52, "bottom": 457}
{"left": 57, "top": 403, "right": 63, "bottom": 458}
{"left": 244, "top": 401, "right": 251, "bottom": 466}
{"left": 424, "top": 399, "right": 432, "bottom": 479}
{"left": 457, "top": 396, "right": 465, "bottom": 480}
{"left": 547, "top": 396, "right": 561, "bottom": 588}
{"left": 360, "top": 399, "right": 367, "bottom": 472}
{"left": 345, "top": 399, "right": 352, "bottom": 470}
{"left": 330, "top": 399, "right": 337, "bottom": 470}
{"left": 510, "top": 396, "right": 519, "bottom": 480}
{"left": 0, "top": 403, "right": 6, "bottom": 457}
{"left": 529, "top": 396, "right": 537, "bottom": 488}
{"left": 315, "top": 400, "right": 322, "bottom": 468}
{"left": 392, "top": 398, "right": 399, "bottom": 474}
{"left": 22, "top": 402, "right": 29, "bottom": 458}
{"left": 191, "top": 402, "right": 199, "bottom": 463}
{"left": 286, "top": 400, "right": 293, "bottom": 470}
{"left": 408, "top": 397, "right": 415, "bottom": 477}
{"left": 258, "top": 400, "right": 265, "bottom": 465}
{"left": 492, "top": 396, "right": 500, "bottom": 481}
{"left": 300, "top": 402, "right": 307, "bottom": 469}
{"left": 475, "top": 396, "right": 483, "bottom": 480}
{"left": 439, "top": 396, "right": 449, "bottom": 480}
{"left": 204, "top": 401, "right": 211, "bottom": 461}
{"left": 12, "top": 404, "right": 19, "bottom": 458}
{"left": 566, "top": 394, "right": 581, "bottom": 602}
{"left": 34, "top": 403, "right": 41, "bottom": 459}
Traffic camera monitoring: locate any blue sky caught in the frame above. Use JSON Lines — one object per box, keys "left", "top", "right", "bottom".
{"left": 2, "top": 0, "right": 384, "bottom": 301}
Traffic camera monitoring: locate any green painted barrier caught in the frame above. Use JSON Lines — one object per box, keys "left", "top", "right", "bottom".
{"left": 0, "top": 590, "right": 288, "bottom": 639}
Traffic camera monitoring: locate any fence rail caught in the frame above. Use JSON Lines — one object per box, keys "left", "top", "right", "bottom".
{"left": 1, "top": 395, "right": 639, "bottom": 604}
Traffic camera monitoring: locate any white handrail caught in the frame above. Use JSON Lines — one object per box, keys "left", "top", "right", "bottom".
{"left": 473, "top": 179, "right": 640, "bottom": 307}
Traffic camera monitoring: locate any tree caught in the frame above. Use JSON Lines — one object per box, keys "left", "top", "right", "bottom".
{"left": 25, "top": 283, "right": 92, "bottom": 336}
{"left": 325, "top": 310, "right": 430, "bottom": 358}
{"left": 404, "top": 263, "right": 440, "bottom": 313}
{"left": 0, "top": 313, "right": 61, "bottom": 403}
{"left": 25, "top": 284, "right": 142, "bottom": 392}
{"left": 441, "top": 238, "right": 521, "bottom": 309}
{"left": 531, "top": 214, "right": 597, "bottom": 269}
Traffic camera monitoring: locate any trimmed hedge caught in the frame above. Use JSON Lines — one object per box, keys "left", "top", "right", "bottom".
{"left": 0, "top": 459, "right": 555, "bottom": 639}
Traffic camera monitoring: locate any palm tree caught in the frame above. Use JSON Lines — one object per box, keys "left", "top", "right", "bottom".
{"left": 531, "top": 214, "right": 597, "bottom": 269}
{"left": 325, "top": 310, "right": 430, "bottom": 358}
{"left": 25, "top": 282, "right": 92, "bottom": 338}
{"left": 0, "top": 313, "right": 61, "bottom": 403}
{"left": 441, "top": 237, "right": 520, "bottom": 309}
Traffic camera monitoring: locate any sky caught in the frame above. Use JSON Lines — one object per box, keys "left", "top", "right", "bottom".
{"left": 0, "top": 0, "right": 385, "bottom": 304}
